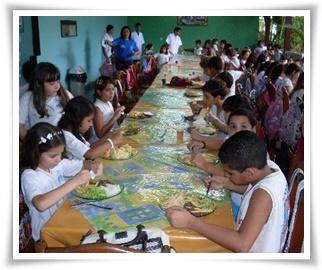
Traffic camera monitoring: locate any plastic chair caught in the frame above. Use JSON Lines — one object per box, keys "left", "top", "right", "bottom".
{"left": 283, "top": 179, "right": 304, "bottom": 253}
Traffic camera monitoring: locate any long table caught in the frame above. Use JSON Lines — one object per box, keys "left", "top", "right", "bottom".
{"left": 41, "top": 55, "right": 235, "bottom": 253}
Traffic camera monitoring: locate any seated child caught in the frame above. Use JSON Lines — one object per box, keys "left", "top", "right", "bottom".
{"left": 93, "top": 76, "right": 125, "bottom": 138}
{"left": 188, "top": 95, "right": 252, "bottom": 151}
{"left": 20, "top": 122, "right": 103, "bottom": 241}
{"left": 155, "top": 44, "right": 170, "bottom": 70}
{"left": 194, "top": 39, "right": 203, "bottom": 56}
{"left": 166, "top": 130, "right": 289, "bottom": 252}
{"left": 191, "top": 79, "right": 228, "bottom": 139}
{"left": 190, "top": 108, "right": 257, "bottom": 176}
{"left": 58, "top": 96, "right": 123, "bottom": 161}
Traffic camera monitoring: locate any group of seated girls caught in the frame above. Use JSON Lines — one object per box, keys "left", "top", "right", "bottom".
{"left": 19, "top": 62, "right": 126, "bottom": 244}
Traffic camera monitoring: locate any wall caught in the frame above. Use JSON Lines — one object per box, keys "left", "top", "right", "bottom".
{"left": 127, "top": 16, "right": 259, "bottom": 52}
{"left": 19, "top": 16, "right": 259, "bottom": 88}
{"left": 37, "top": 16, "right": 127, "bottom": 89}
{"left": 19, "top": 16, "right": 33, "bottom": 86}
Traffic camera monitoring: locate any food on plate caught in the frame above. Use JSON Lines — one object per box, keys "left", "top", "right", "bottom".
{"left": 74, "top": 182, "right": 122, "bottom": 200}
{"left": 129, "top": 111, "right": 153, "bottom": 119}
{"left": 184, "top": 89, "right": 202, "bottom": 97}
{"left": 160, "top": 192, "right": 216, "bottom": 217}
{"left": 122, "top": 123, "right": 140, "bottom": 136}
{"left": 106, "top": 144, "right": 138, "bottom": 160}
{"left": 195, "top": 125, "right": 216, "bottom": 136}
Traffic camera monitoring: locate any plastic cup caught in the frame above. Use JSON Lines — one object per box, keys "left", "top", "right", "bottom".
{"left": 176, "top": 129, "right": 184, "bottom": 144}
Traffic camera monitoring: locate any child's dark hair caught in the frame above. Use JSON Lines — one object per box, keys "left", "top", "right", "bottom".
{"left": 21, "top": 60, "right": 36, "bottom": 83}
{"left": 31, "top": 62, "right": 70, "bottom": 118}
{"left": 222, "top": 95, "right": 251, "bottom": 112}
{"left": 58, "top": 96, "right": 95, "bottom": 141}
{"left": 219, "top": 130, "right": 267, "bottom": 172}
{"left": 106, "top": 24, "right": 114, "bottom": 32}
{"left": 160, "top": 43, "right": 167, "bottom": 53}
{"left": 94, "top": 76, "right": 114, "bottom": 99}
{"left": 20, "top": 122, "right": 65, "bottom": 171}
{"left": 203, "top": 79, "right": 228, "bottom": 99}
{"left": 227, "top": 108, "right": 257, "bottom": 127}
{"left": 217, "top": 71, "right": 234, "bottom": 89}
{"left": 199, "top": 56, "right": 210, "bottom": 68}
{"left": 195, "top": 39, "right": 202, "bottom": 45}
{"left": 144, "top": 43, "right": 153, "bottom": 51}
{"left": 135, "top": 22, "right": 142, "bottom": 28}
{"left": 208, "top": 56, "right": 223, "bottom": 71}
{"left": 174, "top": 27, "right": 181, "bottom": 32}
{"left": 284, "top": 63, "right": 301, "bottom": 76}
{"left": 269, "top": 64, "right": 285, "bottom": 84}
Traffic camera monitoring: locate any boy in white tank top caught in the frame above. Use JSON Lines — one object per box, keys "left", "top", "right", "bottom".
{"left": 166, "top": 130, "right": 289, "bottom": 252}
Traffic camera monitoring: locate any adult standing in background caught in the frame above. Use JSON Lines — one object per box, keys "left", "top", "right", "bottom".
{"left": 112, "top": 26, "right": 139, "bottom": 70}
{"left": 165, "top": 27, "right": 183, "bottom": 56}
{"left": 101, "top": 25, "right": 114, "bottom": 64}
{"left": 131, "top": 22, "right": 145, "bottom": 61}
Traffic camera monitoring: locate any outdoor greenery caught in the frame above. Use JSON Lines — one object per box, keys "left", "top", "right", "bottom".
{"left": 259, "top": 16, "right": 304, "bottom": 53}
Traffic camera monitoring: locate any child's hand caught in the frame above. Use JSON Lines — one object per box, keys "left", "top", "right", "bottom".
{"left": 73, "top": 170, "right": 91, "bottom": 187}
{"left": 91, "top": 162, "right": 103, "bottom": 177}
{"left": 113, "top": 106, "right": 125, "bottom": 119}
{"left": 187, "top": 140, "right": 205, "bottom": 152}
{"left": 191, "top": 152, "right": 207, "bottom": 168}
{"left": 207, "top": 111, "right": 219, "bottom": 122}
{"left": 110, "top": 130, "right": 123, "bottom": 145}
{"left": 189, "top": 102, "right": 203, "bottom": 115}
{"left": 204, "top": 175, "right": 230, "bottom": 190}
{"left": 191, "top": 128, "right": 204, "bottom": 141}
{"left": 165, "top": 206, "right": 195, "bottom": 229}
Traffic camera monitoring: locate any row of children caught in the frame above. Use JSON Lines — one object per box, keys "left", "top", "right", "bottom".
{"left": 164, "top": 43, "right": 304, "bottom": 251}
{"left": 19, "top": 62, "right": 128, "bottom": 244}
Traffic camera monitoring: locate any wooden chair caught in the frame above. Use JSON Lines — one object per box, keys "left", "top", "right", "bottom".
{"left": 283, "top": 179, "right": 304, "bottom": 253}
{"left": 35, "top": 239, "right": 143, "bottom": 253}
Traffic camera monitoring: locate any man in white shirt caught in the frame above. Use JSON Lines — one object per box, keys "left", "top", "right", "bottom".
{"left": 131, "top": 22, "right": 145, "bottom": 61}
{"left": 101, "top": 24, "right": 114, "bottom": 63}
{"left": 165, "top": 27, "right": 183, "bottom": 56}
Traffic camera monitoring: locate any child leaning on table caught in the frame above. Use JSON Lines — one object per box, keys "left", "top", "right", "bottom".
{"left": 58, "top": 96, "right": 123, "bottom": 161}
{"left": 20, "top": 122, "right": 103, "bottom": 241}
{"left": 166, "top": 131, "right": 289, "bottom": 252}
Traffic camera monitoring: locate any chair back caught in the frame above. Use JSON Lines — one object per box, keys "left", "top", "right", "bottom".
{"left": 288, "top": 168, "right": 304, "bottom": 209}
{"left": 283, "top": 179, "right": 304, "bottom": 253}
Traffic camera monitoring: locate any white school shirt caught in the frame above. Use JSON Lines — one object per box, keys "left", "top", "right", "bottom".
{"left": 236, "top": 160, "right": 289, "bottom": 252}
{"left": 63, "top": 130, "right": 91, "bottom": 160}
{"left": 21, "top": 158, "right": 83, "bottom": 241}
{"left": 275, "top": 77, "right": 293, "bottom": 98}
{"left": 155, "top": 53, "right": 170, "bottom": 69}
{"left": 165, "top": 33, "right": 182, "bottom": 55}
{"left": 227, "top": 70, "right": 243, "bottom": 97}
{"left": 101, "top": 33, "right": 113, "bottom": 59}
{"left": 131, "top": 31, "right": 145, "bottom": 60}
{"left": 94, "top": 99, "right": 114, "bottom": 125}
{"left": 194, "top": 47, "right": 203, "bottom": 56}
{"left": 94, "top": 98, "right": 119, "bottom": 133}
{"left": 19, "top": 91, "right": 73, "bottom": 130}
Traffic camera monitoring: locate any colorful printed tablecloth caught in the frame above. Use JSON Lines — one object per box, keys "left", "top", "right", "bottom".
{"left": 69, "top": 145, "right": 228, "bottom": 233}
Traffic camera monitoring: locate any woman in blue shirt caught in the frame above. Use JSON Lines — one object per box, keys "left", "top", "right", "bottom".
{"left": 112, "top": 26, "right": 139, "bottom": 70}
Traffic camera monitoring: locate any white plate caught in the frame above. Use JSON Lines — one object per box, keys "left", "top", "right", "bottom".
{"left": 143, "top": 111, "right": 154, "bottom": 117}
